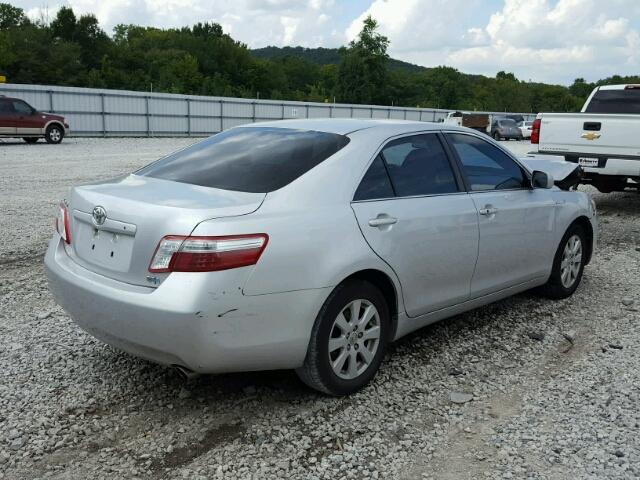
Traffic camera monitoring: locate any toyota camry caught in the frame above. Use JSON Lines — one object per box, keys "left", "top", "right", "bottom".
{"left": 45, "top": 119, "right": 597, "bottom": 395}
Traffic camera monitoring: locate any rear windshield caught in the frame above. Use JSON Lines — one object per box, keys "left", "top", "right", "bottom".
{"left": 584, "top": 89, "right": 640, "bottom": 114}
{"left": 499, "top": 119, "right": 517, "bottom": 127}
{"left": 136, "top": 127, "right": 350, "bottom": 193}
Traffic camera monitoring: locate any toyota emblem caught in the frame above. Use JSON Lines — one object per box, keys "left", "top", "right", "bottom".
{"left": 92, "top": 206, "right": 107, "bottom": 226}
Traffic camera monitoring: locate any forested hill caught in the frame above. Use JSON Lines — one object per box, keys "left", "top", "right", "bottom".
{"left": 251, "top": 46, "right": 427, "bottom": 73}
{"left": 2, "top": 2, "right": 639, "bottom": 113}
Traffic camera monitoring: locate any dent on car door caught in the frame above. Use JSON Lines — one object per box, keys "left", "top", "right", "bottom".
{"left": 0, "top": 99, "right": 16, "bottom": 134}
{"left": 350, "top": 133, "right": 479, "bottom": 317}
{"left": 445, "top": 133, "right": 557, "bottom": 297}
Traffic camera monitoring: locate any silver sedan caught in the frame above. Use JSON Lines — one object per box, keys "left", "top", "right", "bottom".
{"left": 45, "top": 119, "right": 597, "bottom": 395}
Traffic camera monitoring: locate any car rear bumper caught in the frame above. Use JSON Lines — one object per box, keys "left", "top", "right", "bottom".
{"left": 45, "top": 235, "right": 329, "bottom": 373}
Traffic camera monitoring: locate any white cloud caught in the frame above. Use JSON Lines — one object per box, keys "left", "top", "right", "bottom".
{"left": 23, "top": 0, "right": 343, "bottom": 48}
{"left": 347, "top": 0, "right": 640, "bottom": 84}
{"left": 20, "top": 0, "right": 640, "bottom": 84}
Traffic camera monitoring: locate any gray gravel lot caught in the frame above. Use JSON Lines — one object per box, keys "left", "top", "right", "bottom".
{"left": 1, "top": 137, "right": 639, "bottom": 479}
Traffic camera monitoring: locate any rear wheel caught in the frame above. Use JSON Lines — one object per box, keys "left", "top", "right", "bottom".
{"left": 296, "top": 280, "right": 390, "bottom": 395}
{"left": 23, "top": 137, "right": 38, "bottom": 144}
{"left": 493, "top": 132, "right": 501, "bottom": 141}
{"left": 45, "top": 124, "right": 64, "bottom": 144}
{"left": 537, "top": 224, "right": 586, "bottom": 299}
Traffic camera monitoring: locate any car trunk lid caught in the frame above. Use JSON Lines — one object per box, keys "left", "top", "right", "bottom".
{"left": 67, "top": 174, "right": 265, "bottom": 286}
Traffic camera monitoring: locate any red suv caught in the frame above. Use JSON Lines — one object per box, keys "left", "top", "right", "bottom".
{"left": 0, "top": 95, "right": 70, "bottom": 144}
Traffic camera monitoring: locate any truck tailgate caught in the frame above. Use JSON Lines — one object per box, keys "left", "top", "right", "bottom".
{"left": 538, "top": 113, "right": 640, "bottom": 159}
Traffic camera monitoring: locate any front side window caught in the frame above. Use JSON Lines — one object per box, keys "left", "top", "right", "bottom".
{"left": 447, "top": 133, "right": 526, "bottom": 191}
{"left": 12, "top": 100, "right": 32, "bottom": 114}
{"left": 137, "top": 127, "right": 350, "bottom": 193}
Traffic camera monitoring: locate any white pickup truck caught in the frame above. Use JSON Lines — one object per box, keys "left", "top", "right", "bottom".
{"left": 531, "top": 84, "right": 640, "bottom": 193}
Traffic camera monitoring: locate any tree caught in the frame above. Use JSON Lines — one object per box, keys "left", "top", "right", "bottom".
{"left": 50, "top": 6, "right": 76, "bottom": 41}
{"left": 336, "top": 16, "right": 389, "bottom": 104}
{"left": 0, "top": 2, "right": 28, "bottom": 29}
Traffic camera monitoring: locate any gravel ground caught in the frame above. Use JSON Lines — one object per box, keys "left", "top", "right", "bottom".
{"left": 1, "top": 137, "right": 638, "bottom": 480}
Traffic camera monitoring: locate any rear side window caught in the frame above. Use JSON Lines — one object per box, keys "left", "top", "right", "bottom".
{"left": 0, "top": 100, "right": 14, "bottom": 113}
{"left": 354, "top": 155, "right": 394, "bottom": 200}
{"left": 137, "top": 127, "right": 350, "bottom": 193}
{"left": 585, "top": 89, "right": 640, "bottom": 114}
{"left": 382, "top": 134, "right": 458, "bottom": 197}
{"left": 354, "top": 133, "right": 459, "bottom": 200}
{"left": 447, "top": 133, "right": 526, "bottom": 191}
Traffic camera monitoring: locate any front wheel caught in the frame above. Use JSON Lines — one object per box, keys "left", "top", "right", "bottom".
{"left": 45, "top": 125, "right": 64, "bottom": 144}
{"left": 493, "top": 132, "right": 501, "bottom": 141}
{"left": 296, "top": 280, "right": 390, "bottom": 396}
{"left": 537, "top": 224, "right": 586, "bottom": 299}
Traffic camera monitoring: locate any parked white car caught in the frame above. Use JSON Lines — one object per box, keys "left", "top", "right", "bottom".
{"left": 45, "top": 119, "right": 597, "bottom": 395}
{"left": 518, "top": 120, "right": 533, "bottom": 139}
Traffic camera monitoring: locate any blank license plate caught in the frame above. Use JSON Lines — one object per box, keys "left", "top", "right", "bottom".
{"left": 578, "top": 157, "right": 600, "bottom": 167}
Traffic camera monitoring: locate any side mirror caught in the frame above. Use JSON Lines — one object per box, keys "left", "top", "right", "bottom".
{"left": 531, "top": 170, "right": 554, "bottom": 189}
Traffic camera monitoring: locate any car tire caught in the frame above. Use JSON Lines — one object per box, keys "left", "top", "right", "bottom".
{"left": 296, "top": 279, "right": 390, "bottom": 396}
{"left": 45, "top": 125, "right": 64, "bottom": 144}
{"left": 493, "top": 132, "right": 501, "bottom": 141}
{"left": 537, "top": 224, "right": 587, "bottom": 299}
{"left": 23, "top": 137, "right": 39, "bottom": 144}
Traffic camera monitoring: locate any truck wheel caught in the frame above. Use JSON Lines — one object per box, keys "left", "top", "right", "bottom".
{"left": 537, "top": 224, "right": 586, "bottom": 299}
{"left": 296, "top": 279, "right": 390, "bottom": 396}
{"left": 23, "top": 137, "right": 38, "bottom": 144}
{"left": 45, "top": 125, "right": 64, "bottom": 144}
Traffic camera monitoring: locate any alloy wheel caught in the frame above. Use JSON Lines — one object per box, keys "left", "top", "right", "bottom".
{"left": 560, "top": 234, "right": 582, "bottom": 288}
{"left": 328, "top": 299, "right": 381, "bottom": 380}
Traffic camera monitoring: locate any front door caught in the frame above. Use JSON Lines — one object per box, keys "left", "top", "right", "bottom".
{"left": 11, "top": 99, "right": 41, "bottom": 135}
{"left": 445, "top": 132, "right": 557, "bottom": 297}
{"left": 351, "top": 133, "right": 479, "bottom": 317}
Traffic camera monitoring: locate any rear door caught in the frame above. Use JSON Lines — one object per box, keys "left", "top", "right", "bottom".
{"left": 0, "top": 99, "right": 16, "bottom": 134}
{"left": 444, "top": 132, "right": 556, "bottom": 297}
{"left": 351, "top": 133, "right": 479, "bottom": 317}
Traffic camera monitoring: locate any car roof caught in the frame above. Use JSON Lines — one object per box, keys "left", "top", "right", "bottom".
{"left": 240, "top": 118, "right": 442, "bottom": 135}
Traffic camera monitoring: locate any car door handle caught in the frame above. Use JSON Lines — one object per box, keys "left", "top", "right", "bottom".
{"left": 479, "top": 206, "right": 498, "bottom": 216}
{"left": 368, "top": 216, "right": 398, "bottom": 227}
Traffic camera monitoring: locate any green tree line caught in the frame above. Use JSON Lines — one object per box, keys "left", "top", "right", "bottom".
{"left": 1, "top": 3, "right": 638, "bottom": 113}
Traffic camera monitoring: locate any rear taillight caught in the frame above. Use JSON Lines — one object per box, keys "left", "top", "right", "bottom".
{"left": 531, "top": 118, "right": 541, "bottom": 144}
{"left": 149, "top": 234, "right": 268, "bottom": 273}
{"left": 56, "top": 202, "right": 71, "bottom": 244}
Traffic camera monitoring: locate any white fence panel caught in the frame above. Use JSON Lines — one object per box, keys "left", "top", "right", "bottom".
{"left": 0, "top": 83, "right": 533, "bottom": 137}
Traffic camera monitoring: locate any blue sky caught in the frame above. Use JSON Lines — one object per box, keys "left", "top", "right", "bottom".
{"left": 17, "top": 0, "right": 640, "bottom": 85}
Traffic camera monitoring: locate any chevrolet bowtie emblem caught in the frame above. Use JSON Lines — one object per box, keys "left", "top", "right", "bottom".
{"left": 581, "top": 132, "right": 601, "bottom": 140}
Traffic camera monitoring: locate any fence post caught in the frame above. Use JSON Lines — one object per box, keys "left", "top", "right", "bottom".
{"left": 145, "top": 96, "right": 150, "bottom": 137}
{"left": 48, "top": 90, "right": 54, "bottom": 112}
{"left": 186, "top": 98, "right": 191, "bottom": 136}
{"left": 219, "top": 99, "right": 223, "bottom": 132}
{"left": 305, "top": 104, "right": 309, "bottom": 119}
{"left": 100, "top": 93, "right": 106, "bottom": 137}
{"left": 252, "top": 101, "right": 256, "bottom": 123}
